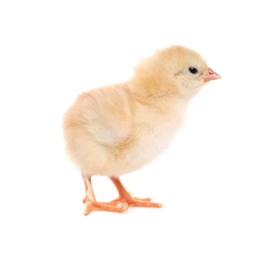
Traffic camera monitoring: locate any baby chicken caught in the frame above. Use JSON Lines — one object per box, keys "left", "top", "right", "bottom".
{"left": 63, "top": 45, "right": 220, "bottom": 215}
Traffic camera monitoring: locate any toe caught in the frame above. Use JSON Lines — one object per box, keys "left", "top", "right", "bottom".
{"left": 127, "top": 198, "right": 162, "bottom": 208}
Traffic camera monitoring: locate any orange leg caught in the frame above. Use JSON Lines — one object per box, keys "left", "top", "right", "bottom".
{"left": 82, "top": 175, "right": 162, "bottom": 215}
{"left": 109, "top": 177, "right": 163, "bottom": 208}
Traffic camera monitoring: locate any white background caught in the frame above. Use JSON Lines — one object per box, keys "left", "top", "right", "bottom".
{"left": 0, "top": 0, "right": 269, "bottom": 259}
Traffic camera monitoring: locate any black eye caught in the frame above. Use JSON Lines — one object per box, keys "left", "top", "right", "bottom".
{"left": 188, "top": 67, "right": 198, "bottom": 74}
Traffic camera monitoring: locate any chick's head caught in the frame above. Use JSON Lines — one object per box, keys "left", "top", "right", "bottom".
{"left": 133, "top": 45, "right": 220, "bottom": 100}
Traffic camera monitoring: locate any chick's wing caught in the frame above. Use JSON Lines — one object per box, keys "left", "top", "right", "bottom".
{"left": 76, "top": 85, "right": 133, "bottom": 146}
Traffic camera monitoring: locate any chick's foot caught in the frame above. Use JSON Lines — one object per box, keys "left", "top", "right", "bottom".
{"left": 109, "top": 177, "right": 163, "bottom": 209}
{"left": 84, "top": 200, "right": 128, "bottom": 216}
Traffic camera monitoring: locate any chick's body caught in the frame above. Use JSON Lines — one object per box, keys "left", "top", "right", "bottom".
{"left": 63, "top": 45, "right": 220, "bottom": 215}
{"left": 64, "top": 84, "right": 186, "bottom": 177}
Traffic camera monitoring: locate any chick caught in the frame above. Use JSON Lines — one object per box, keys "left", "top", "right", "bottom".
{"left": 63, "top": 45, "right": 220, "bottom": 215}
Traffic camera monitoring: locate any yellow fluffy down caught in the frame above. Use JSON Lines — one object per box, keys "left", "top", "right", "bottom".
{"left": 63, "top": 45, "right": 213, "bottom": 177}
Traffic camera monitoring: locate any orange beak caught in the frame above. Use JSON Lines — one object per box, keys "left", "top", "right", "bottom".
{"left": 204, "top": 68, "right": 221, "bottom": 82}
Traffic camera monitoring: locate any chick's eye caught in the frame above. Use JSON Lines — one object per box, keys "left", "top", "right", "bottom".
{"left": 188, "top": 67, "right": 198, "bottom": 74}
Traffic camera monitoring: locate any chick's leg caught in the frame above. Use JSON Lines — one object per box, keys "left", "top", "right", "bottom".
{"left": 109, "top": 177, "right": 162, "bottom": 208}
{"left": 82, "top": 175, "right": 126, "bottom": 215}
{"left": 82, "top": 175, "right": 96, "bottom": 203}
